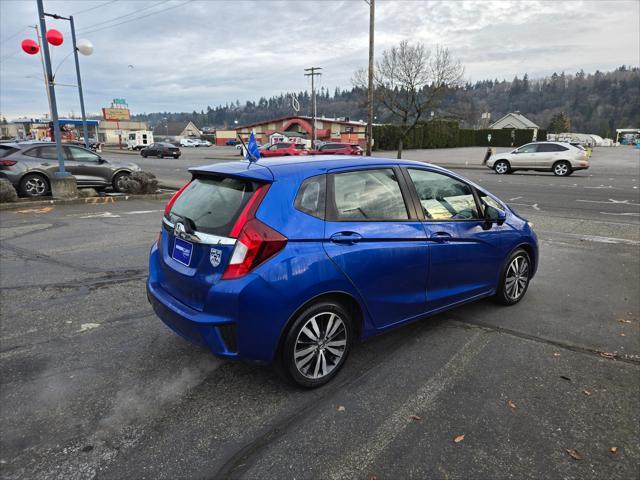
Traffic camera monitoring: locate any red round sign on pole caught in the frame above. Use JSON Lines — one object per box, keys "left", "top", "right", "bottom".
{"left": 45, "top": 29, "right": 64, "bottom": 46}
{"left": 21, "top": 39, "right": 40, "bottom": 55}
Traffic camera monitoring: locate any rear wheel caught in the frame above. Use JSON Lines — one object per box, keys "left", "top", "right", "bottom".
{"left": 280, "top": 301, "right": 353, "bottom": 388}
{"left": 553, "top": 161, "right": 572, "bottom": 176}
{"left": 158, "top": 153, "right": 164, "bottom": 159}
{"left": 19, "top": 173, "right": 49, "bottom": 197}
{"left": 141, "top": 152, "right": 147, "bottom": 158}
{"left": 494, "top": 160, "right": 511, "bottom": 174}
{"left": 495, "top": 248, "right": 531, "bottom": 305}
{"left": 173, "top": 154, "right": 179, "bottom": 159}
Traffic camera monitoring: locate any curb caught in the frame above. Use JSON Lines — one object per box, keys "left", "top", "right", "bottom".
{"left": 0, "top": 190, "right": 176, "bottom": 211}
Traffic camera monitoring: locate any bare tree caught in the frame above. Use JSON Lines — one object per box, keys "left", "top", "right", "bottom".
{"left": 355, "top": 41, "right": 464, "bottom": 158}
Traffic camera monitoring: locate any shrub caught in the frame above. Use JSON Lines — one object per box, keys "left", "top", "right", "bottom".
{"left": 0, "top": 179, "right": 17, "bottom": 203}
{"left": 119, "top": 171, "right": 159, "bottom": 194}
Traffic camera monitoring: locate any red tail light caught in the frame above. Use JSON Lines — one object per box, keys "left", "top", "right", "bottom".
{"left": 0, "top": 159, "right": 17, "bottom": 166}
{"left": 164, "top": 181, "right": 191, "bottom": 217}
{"left": 222, "top": 183, "right": 287, "bottom": 279}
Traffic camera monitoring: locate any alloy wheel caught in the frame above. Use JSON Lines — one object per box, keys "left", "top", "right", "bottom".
{"left": 554, "top": 163, "right": 569, "bottom": 176}
{"left": 294, "top": 312, "right": 347, "bottom": 380}
{"left": 25, "top": 177, "right": 46, "bottom": 195}
{"left": 495, "top": 162, "right": 509, "bottom": 174}
{"left": 505, "top": 255, "right": 530, "bottom": 301}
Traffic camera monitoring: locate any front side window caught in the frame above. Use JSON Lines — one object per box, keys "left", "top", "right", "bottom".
{"left": 332, "top": 169, "right": 408, "bottom": 221}
{"left": 407, "top": 169, "right": 480, "bottom": 221}
{"left": 516, "top": 144, "right": 538, "bottom": 154}
{"left": 68, "top": 146, "right": 99, "bottom": 162}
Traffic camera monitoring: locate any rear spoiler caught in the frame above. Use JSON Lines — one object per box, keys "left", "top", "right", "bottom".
{"left": 188, "top": 161, "right": 274, "bottom": 182}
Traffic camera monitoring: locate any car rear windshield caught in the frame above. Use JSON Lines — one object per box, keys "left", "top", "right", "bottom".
{"left": 0, "top": 145, "right": 19, "bottom": 156}
{"left": 167, "top": 176, "right": 257, "bottom": 236}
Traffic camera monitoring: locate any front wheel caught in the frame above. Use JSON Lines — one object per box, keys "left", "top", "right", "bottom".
{"left": 112, "top": 172, "right": 130, "bottom": 192}
{"left": 494, "top": 160, "right": 511, "bottom": 174}
{"left": 158, "top": 153, "right": 164, "bottom": 159}
{"left": 495, "top": 248, "right": 531, "bottom": 305}
{"left": 553, "top": 161, "right": 572, "bottom": 176}
{"left": 280, "top": 301, "right": 353, "bottom": 388}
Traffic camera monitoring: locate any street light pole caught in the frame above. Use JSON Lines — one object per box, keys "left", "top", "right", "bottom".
{"left": 366, "top": 0, "right": 375, "bottom": 156}
{"left": 69, "top": 16, "right": 89, "bottom": 149}
{"left": 304, "top": 67, "right": 322, "bottom": 147}
{"left": 36, "top": 0, "right": 67, "bottom": 176}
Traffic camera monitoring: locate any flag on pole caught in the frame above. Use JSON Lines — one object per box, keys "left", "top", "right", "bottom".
{"left": 246, "top": 131, "right": 261, "bottom": 162}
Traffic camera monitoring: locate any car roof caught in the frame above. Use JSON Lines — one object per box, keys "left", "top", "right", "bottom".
{"left": 190, "top": 155, "right": 453, "bottom": 182}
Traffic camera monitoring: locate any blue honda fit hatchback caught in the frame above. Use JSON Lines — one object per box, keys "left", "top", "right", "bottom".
{"left": 147, "top": 155, "right": 538, "bottom": 387}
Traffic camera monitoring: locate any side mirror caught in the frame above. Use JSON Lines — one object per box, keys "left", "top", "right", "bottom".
{"left": 484, "top": 205, "right": 507, "bottom": 227}
{"left": 98, "top": 157, "right": 105, "bottom": 164}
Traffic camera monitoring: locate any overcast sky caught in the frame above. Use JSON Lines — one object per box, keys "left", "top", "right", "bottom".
{"left": 1, "top": 0, "right": 638, "bottom": 119}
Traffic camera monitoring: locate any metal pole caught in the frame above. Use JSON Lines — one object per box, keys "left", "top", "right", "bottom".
{"left": 304, "top": 67, "right": 321, "bottom": 148}
{"left": 36, "top": 0, "right": 67, "bottom": 175}
{"left": 366, "top": 0, "right": 375, "bottom": 156}
{"left": 69, "top": 16, "right": 89, "bottom": 149}
{"left": 33, "top": 25, "right": 52, "bottom": 124}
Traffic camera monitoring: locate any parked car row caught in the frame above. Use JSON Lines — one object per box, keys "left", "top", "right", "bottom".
{"left": 180, "top": 138, "right": 211, "bottom": 147}
{"left": 0, "top": 142, "right": 141, "bottom": 197}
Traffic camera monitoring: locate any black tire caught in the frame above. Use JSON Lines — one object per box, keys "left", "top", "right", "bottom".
{"left": 158, "top": 153, "right": 164, "bottom": 159}
{"left": 494, "top": 248, "right": 532, "bottom": 305}
{"left": 112, "top": 171, "right": 130, "bottom": 192}
{"left": 279, "top": 300, "right": 353, "bottom": 388}
{"left": 173, "top": 154, "right": 180, "bottom": 159}
{"left": 19, "top": 173, "right": 50, "bottom": 197}
{"left": 553, "top": 161, "right": 572, "bottom": 176}
{"left": 494, "top": 160, "right": 511, "bottom": 174}
{"left": 141, "top": 152, "right": 147, "bottom": 158}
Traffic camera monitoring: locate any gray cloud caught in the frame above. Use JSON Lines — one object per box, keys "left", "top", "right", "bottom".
{"left": 1, "top": 0, "right": 638, "bottom": 118}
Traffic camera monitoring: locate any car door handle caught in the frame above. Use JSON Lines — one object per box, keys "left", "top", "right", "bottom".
{"left": 430, "top": 232, "right": 452, "bottom": 242}
{"left": 330, "top": 232, "right": 363, "bottom": 245}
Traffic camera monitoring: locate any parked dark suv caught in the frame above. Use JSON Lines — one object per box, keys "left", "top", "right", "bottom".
{"left": 0, "top": 142, "right": 141, "bottom": 197}
{"left": 140, "top": 143, "right": 181, "bottom": 159}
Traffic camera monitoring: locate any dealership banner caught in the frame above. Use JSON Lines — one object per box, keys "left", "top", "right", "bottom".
{"left": 102, "top": 108, "right": 131, "bottom": 121}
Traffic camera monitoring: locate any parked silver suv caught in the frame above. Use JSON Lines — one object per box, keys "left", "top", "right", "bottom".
{"left": 486, "top": 141, "right": 589, "bottom": 176}
{"left": 0, "top": 142, "right": 141, "bottom": 197}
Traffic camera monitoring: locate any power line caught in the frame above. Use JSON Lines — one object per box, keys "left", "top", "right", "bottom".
{"left": 70, "top": 0, "right": 120, "bottom": 16}
{"left": 0, "top": 25, "right": 30, "bottom": 46}
{"left": 76, "top": 0, "right": 170, "bottom": 34}
{"left": 78, "top": 0, "right": 193, "bottom": 35}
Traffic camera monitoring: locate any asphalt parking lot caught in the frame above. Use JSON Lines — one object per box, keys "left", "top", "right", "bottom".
{"left": 0, "top": 147, "right": 638, "bottom": 479}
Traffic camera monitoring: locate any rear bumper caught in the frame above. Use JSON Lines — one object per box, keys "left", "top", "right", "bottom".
{"left": 147, "top": 280, "right": 239, "bottom": 359}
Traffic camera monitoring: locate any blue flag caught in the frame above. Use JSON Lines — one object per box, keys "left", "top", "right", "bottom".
{"left": 246, "top": 131, "right": 261, "bottom": 162}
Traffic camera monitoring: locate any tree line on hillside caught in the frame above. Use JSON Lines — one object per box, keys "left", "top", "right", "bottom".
{"left": 130, "top": 65, "right": 639, "bottom": 140}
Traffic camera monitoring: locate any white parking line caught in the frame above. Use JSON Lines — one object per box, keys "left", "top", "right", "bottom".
{"left": 541, "top": 232, "right": 640, "bottom": 246}
{"left": 509, "top": 196, "right": 522, "bottom": 201}
{"left": 600, "top": 212, "right": 640, "bottom": 217}
{"left": 577, "top": 199, "right": 640, "bottom": 206}
{"left": 510, "top": 202, "right": 541, "bottom": 211}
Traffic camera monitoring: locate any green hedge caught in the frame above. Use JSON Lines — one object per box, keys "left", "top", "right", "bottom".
{"left": 373, "top": 122, "right": 541, "bottom": 150}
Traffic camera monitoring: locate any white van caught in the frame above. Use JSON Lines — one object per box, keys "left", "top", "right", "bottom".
{"left": 127, "top": 131, "right": 154, "bottom": 150}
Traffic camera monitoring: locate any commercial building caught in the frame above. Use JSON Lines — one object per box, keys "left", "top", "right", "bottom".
{"left": 234, "top": 115, "right": 367, "bottom": 147}
{"left": 152, "top": 121, "right": 202, "bottom": 142}
{"left": 98, "top": 120, "right": 148, "bottom": 145}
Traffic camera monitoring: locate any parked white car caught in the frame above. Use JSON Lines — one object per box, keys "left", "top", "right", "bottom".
{"left": 195, "top": 139, "right": 211, "bottom": 147}
{"left": 180, "top": 138, "right": 199, "bottom": 147}
{"left": 486, "top": 141, "right": 589, "bottom": 176}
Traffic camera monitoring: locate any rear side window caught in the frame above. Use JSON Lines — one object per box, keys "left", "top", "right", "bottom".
{"left": 0, "top": 146, "right": 18, "bottom": 156}
{"left": 295, "top": 144, "right": 306, "bottom": 150}
{"left": 517, "top": 144, "right": 538, "bottom": 153}
{"left": 295, "top": 175, "right": 326, "bottom": 219}
{"left": 167, "top": 176, "right": 256, "bottom": 236}
{"left": 330, "top": 169, "right": 408, "bottom": 221}
{"left": 538, "top": 143, "right": 568, "bottom": 152}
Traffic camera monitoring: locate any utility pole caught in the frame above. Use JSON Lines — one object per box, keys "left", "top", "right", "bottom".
{"left": 36, "top": 0, "right": 67, "bottom": 177}
{"left": 32, "top": 24, "right": 52, "bottom": 122}
{"left": 304, "top": 66, "right": 322, "bottom": 148}
{"left": 69, "top": 16, "right": 89, "bottom": 149}
{"left": 366, "top": 0, "right": 375, "bottom": 156}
